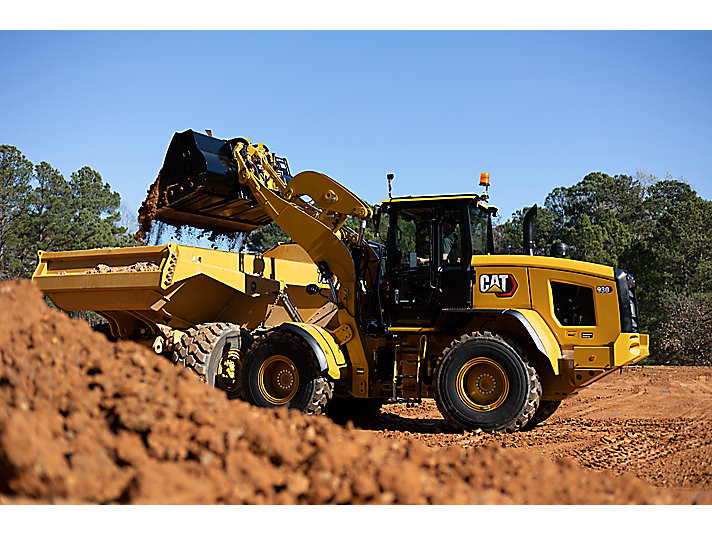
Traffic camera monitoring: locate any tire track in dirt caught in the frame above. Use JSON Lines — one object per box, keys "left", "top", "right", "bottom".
{"left": 365, "top": 366, "right": 712, "bottom": 498}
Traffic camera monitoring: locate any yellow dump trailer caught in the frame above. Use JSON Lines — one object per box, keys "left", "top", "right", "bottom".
{"left": 32, "top": 242, "right": 329, "bottom": 341}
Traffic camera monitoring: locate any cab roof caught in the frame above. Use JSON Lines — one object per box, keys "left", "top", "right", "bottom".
{"left": 380, "top": 194, "right": 498, "bottom": 214}
{"left": 381, "top": 194, "right": 480, "bottom": 204}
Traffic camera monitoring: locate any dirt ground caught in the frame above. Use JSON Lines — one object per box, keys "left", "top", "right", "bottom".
{"left": 0, "top": 279, "right": 710, "bottom": 505}
{"left": 366, "top": 365, "right": 712, "bottom": 502}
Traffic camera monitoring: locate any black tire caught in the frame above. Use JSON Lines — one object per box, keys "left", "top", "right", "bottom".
{"left": 522, "top": 400, "right": 562, "bottom": 430}
{"left": 434, "top": 331, "right": 541, "bottom": 433}
{"left": 92, "top": 322, "right": 117, "bottom": 342}
{"left": 241, "top": 330, "right": 333, "bottom": 415}
{"left": 326, "top": 396, "right": 385, "bottom": 423}
{"left": 175, "top": 322, "right": 251, "bottom": 399}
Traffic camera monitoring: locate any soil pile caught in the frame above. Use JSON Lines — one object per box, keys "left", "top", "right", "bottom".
{"left": 0, "top": 280, "right": 704, "bottom": 504}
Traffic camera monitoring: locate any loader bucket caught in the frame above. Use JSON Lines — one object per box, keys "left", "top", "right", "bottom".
{"left": 153, "top": 130, "right": 272, "bottom": 233}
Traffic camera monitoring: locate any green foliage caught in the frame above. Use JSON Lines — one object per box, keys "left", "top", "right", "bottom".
{"left": 0, "top": 145, "right": 33, "bottom": 280}
{"left": 497, "top": 172, "right": 712, "bottom": 365}
{"left": 243, "top": 221, "right": 290, "bottom": 254}
{"left": 0, "top": 146, "right": 132, "bottom": 280}
{"left": 495, "top": 205, "right": 556, "bottom": 256}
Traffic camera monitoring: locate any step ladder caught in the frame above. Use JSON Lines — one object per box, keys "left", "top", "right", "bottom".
{"left": 390, "top": 335, "right": 427, "bottom": 403}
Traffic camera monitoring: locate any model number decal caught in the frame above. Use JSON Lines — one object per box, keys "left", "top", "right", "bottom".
{"left": 479, "top": 274, "right": 518, "bottom": 298}
{"left": 596, "top": 286, "right": 613, "bottom": 294}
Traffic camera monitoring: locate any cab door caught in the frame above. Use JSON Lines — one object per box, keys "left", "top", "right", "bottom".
{"left": 386, "top": 205, "right": 438, "bottom": 326}
{"left": 385, "top": 203, "right": 471, "bottom": 326}
{"left": 436, "top": 206, "right": 472, "bottom": 309}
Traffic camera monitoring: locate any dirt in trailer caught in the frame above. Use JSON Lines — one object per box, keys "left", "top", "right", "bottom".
{"left": 0, "top": 279, "right": 710, "bottom": 505}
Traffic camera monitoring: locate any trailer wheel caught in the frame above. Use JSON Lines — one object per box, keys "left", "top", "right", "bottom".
{"left": 434, "top": 331, "right": 541, "bottom": 433}
{"left": 522, "top": 400, "right": 562, "bottom": 430}
{"left": 175, "top": 323, "right": 251, "bottom": 399}
{"left": 242, "top": 330, "right": 333, "bottom": 415}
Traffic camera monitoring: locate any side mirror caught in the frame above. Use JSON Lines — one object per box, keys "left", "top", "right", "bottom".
{"left": 306, "top": 284, "right": 320, "bottom": 295}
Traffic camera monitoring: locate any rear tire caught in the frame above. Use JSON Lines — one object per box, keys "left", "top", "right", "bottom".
{"left": 522, "top": 399, "right": 562, "bottom": 429}
{"left": 434, "top": 331, "right": 541, "bottom": 432}
{"left": 175, "top": 322, "right": 251, "bottom": 399}
{"left": 242, "top": 330, "right": 333, "bottom": 415}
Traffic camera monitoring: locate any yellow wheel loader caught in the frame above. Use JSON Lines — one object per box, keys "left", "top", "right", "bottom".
{"left": 32, "top": 130, "right": 649, "bottom": 432}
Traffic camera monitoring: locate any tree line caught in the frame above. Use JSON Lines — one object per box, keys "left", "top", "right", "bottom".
{"left": 496, "top": 172, "right": 712, "bottom": 366}
{"left": 2, "top": 143, "right": 709, "bottom": 365}
{"left": 0, "top": 145, "right": 132, "bottom": 280}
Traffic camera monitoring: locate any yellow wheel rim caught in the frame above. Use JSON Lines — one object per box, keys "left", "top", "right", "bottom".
{"left": 456, "top": 357, "right": 509, "bottom": 412}
{"left": 217, "top": 348, "right": 242, "bottom": 395}
{"left": 257, "top": 355, "right": 299, "bottom": 405}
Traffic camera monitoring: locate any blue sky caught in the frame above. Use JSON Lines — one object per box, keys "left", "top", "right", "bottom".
{"left": 1, "top": 31, "right": 711, "bottom": 225}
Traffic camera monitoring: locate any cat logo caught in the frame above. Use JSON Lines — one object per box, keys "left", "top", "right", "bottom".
{"left": 479, "top": 273, "right": 518, "bottom": 298}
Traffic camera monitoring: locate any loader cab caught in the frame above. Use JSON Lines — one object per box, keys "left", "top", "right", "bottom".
{"left": 381, "top": 195, "right": 495, "bottom": 327}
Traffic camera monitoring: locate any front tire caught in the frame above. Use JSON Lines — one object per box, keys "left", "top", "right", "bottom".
{"left": 242, "top": 330, "right": 333, "bottom": 415}
{"left": 434, "top": 331, "right": 541, "bottom": 432}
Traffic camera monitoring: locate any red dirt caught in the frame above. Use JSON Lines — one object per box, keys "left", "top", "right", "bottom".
{"left": 0, "top": 279, "right": 710, "bottom": 504}
{"left": 367, "top": 367, "right": 712, "bottom": 503}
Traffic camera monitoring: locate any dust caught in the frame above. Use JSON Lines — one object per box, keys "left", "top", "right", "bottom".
{"left": 0, "top": 279, "right": 706, "bottom": 504}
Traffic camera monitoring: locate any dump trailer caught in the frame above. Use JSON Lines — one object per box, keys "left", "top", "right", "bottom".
{"left": 33, "top": 130, "right": 649, "bottom": 432}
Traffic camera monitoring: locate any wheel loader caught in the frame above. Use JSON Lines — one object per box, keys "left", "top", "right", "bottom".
{"left": 32, "top": 129, "right": 649, "bottom": 432}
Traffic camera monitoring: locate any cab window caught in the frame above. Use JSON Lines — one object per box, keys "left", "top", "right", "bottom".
{"left": 470, "top": 205, "right": 489, "bottom": 255}
{"left": 391, "top": 207, "right": 433, "bottom": 269}
{"left": 441, "top": 209, "right": 464, "bottom": 266}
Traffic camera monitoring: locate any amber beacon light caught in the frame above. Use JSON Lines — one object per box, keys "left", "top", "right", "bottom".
{"left": 479, "top": 172, "right": 490, "bottom": 187}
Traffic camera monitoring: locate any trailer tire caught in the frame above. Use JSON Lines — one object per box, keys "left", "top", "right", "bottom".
{"left": 242, "top": 330, "right": 333, "bottom": 415}
{"left": 434, "top": 331, "right": 541, "bottom": 433}
{"left": 175, "top": 322, "right": 251, "bottom": 399}
{"left": 92, "top": 322, "right": 117, "bottom": 342}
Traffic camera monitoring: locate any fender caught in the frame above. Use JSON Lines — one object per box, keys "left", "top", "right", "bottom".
{"left": 436, "top": 308, "right": 562, "bottom": 374}
{"left": 278, "top": 322, "right": 347, "bottom": 380}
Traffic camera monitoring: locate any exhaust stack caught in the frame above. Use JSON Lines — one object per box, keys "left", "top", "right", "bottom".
{"left": 522, "top": 205, "right": 537, "bottom": 256}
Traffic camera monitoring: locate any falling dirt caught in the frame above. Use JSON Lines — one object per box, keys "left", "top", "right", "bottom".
{"left": 135, "top": 174, "right": 161, "bottom": 242}
{"left": 0, "top": 279, "right": 710, "bottom": 504}
{"left": 135, "top": 174, "right": 248, "bottom": 251}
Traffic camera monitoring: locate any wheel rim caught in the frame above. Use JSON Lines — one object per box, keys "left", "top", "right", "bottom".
{"left": 257, "top": 355, "right": 300, "bottom": 405}
{"left": 216, "top": 347, "right": 242, "bottom": 395}
{"left": 456, "top": 357, "right": 509, "bottom": 412}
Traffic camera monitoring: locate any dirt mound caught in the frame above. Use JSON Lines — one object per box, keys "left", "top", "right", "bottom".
{"left": 0, "top": 280, "right": 705, "bottom": 504}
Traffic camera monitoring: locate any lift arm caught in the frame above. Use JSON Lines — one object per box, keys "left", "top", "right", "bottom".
{"left": 231, "top": 140, "right": 374, "bottom": 396}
